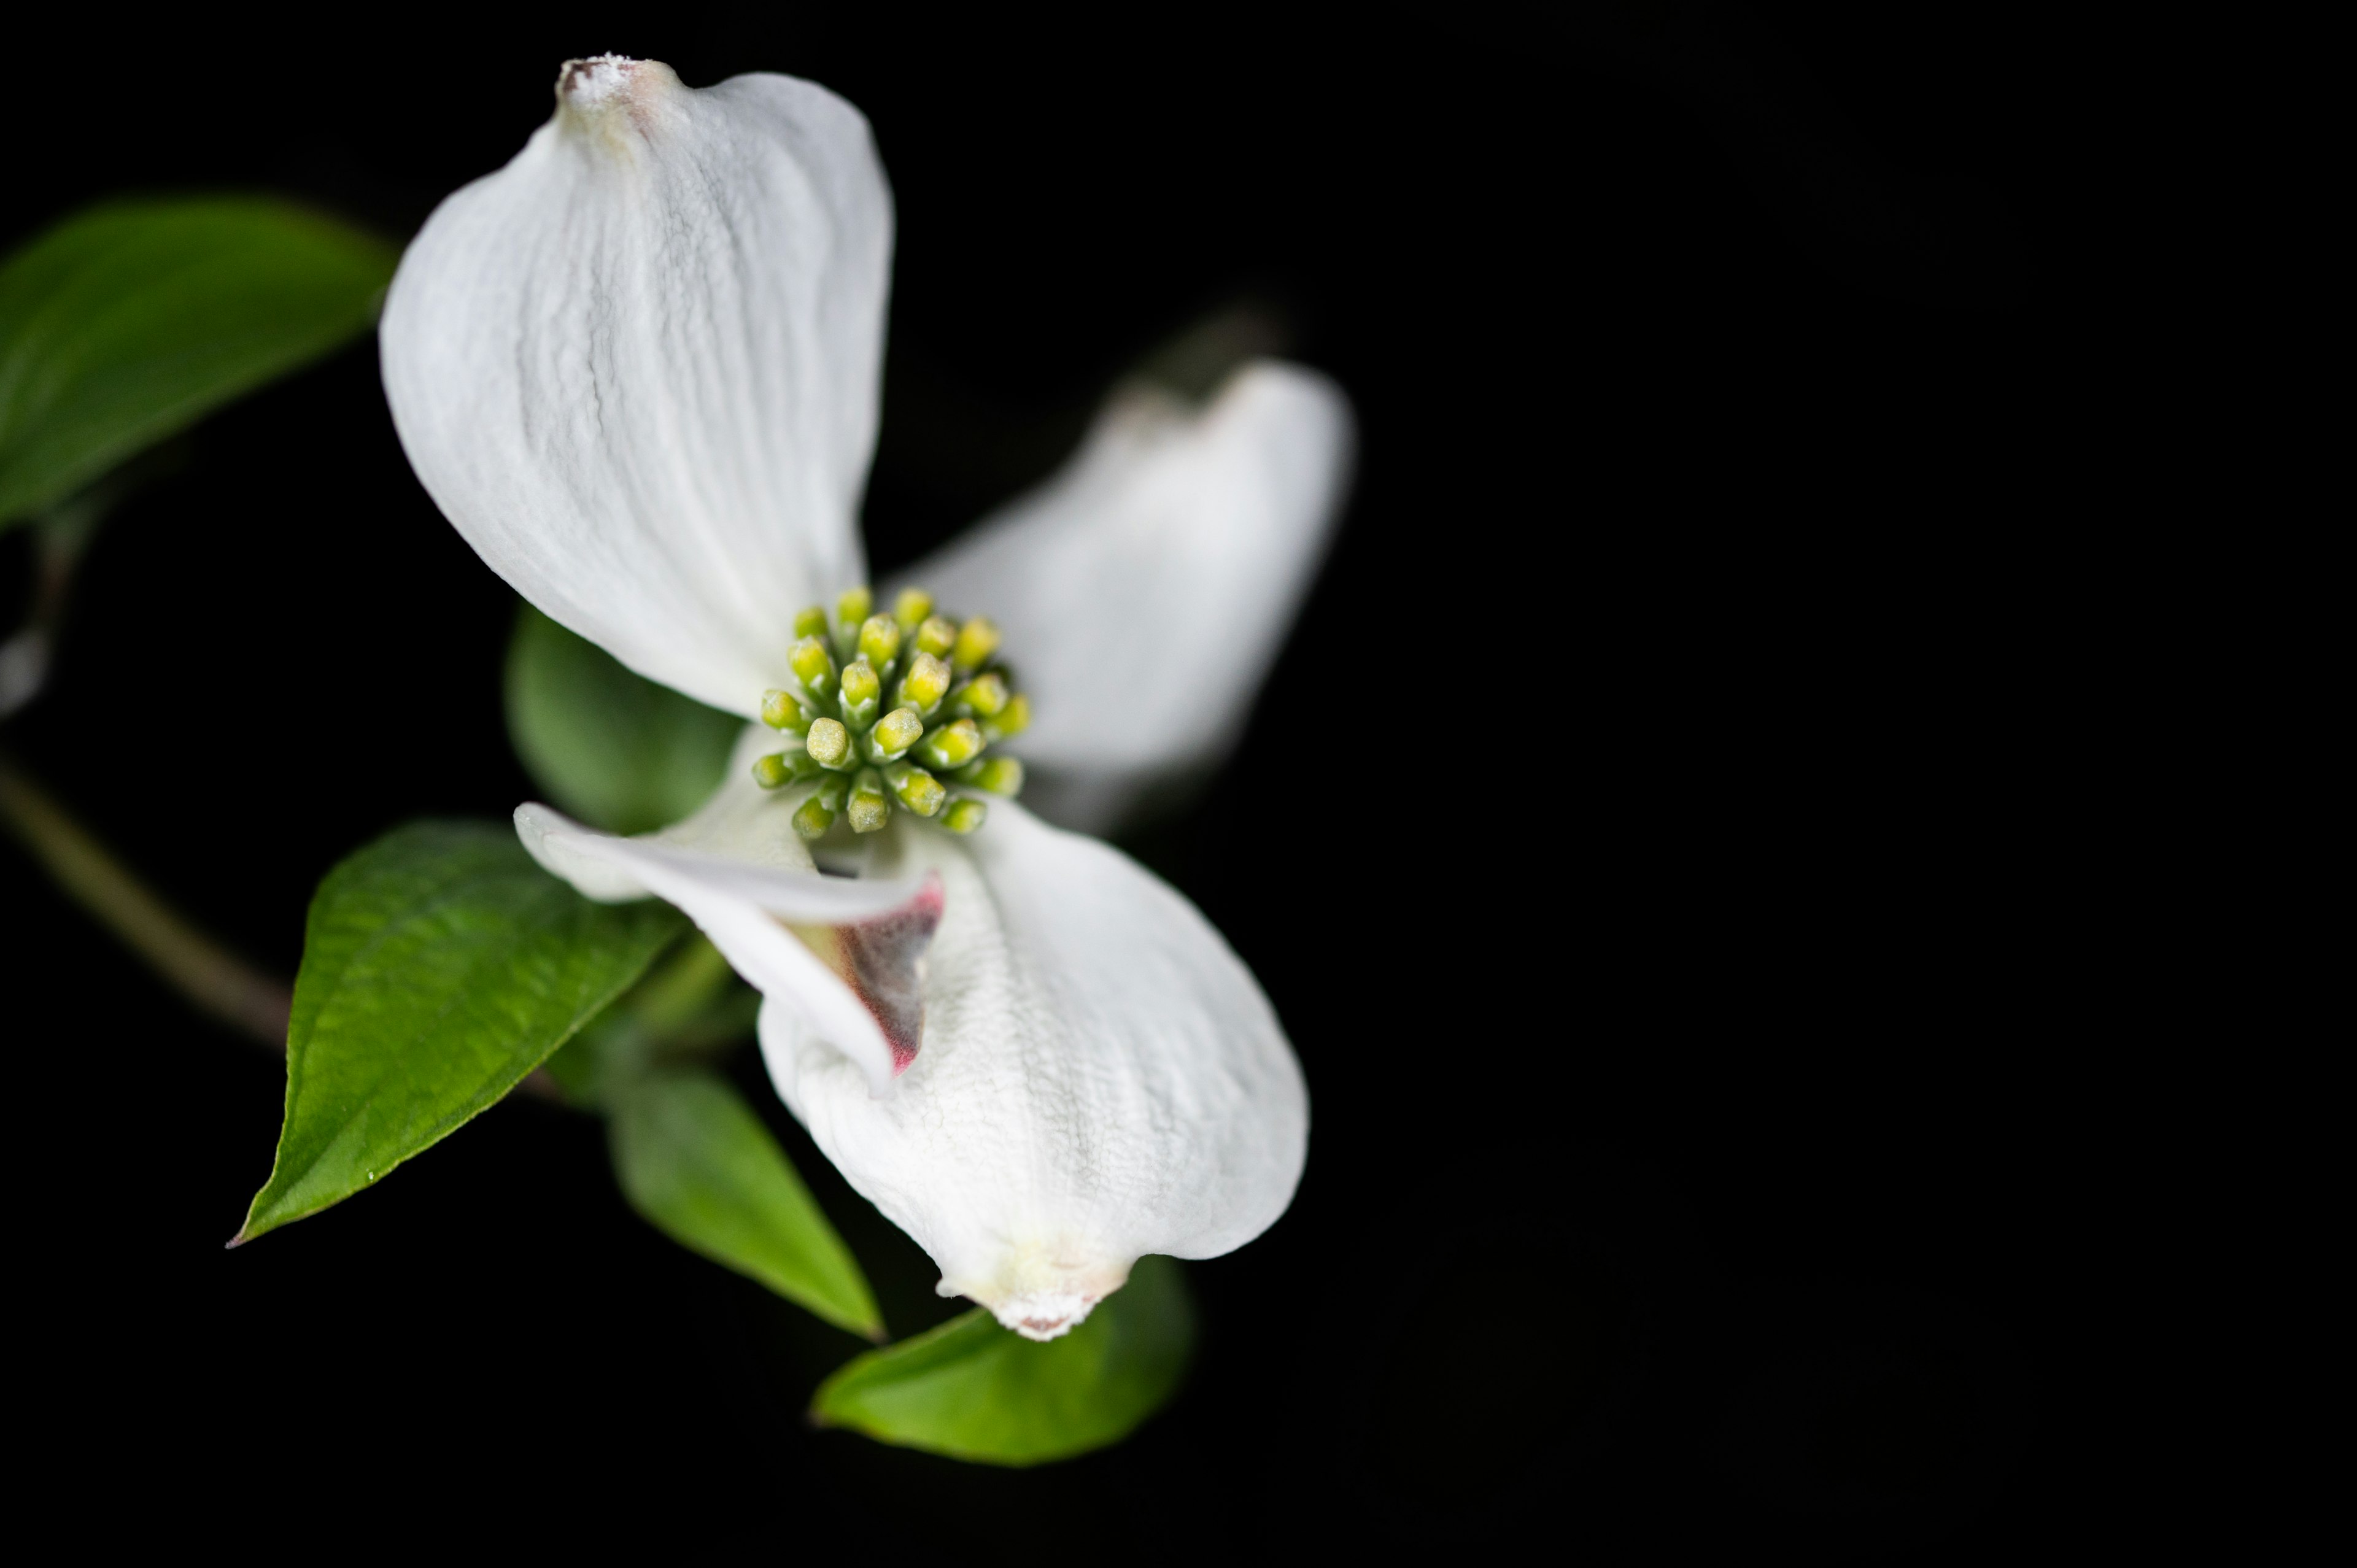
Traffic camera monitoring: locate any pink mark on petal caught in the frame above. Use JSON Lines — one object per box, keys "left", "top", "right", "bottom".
{"left": 792, "top": 874, "right": 943, "bottom": 1073}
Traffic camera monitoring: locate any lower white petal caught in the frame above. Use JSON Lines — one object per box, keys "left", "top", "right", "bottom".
{"left": 759, "top": 800, "right": 1307, "bottom": 1340}
{"left": 892, "top": 361, "right": 1354, "bottom": 832}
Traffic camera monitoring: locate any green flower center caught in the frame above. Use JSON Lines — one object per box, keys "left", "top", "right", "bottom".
{"left": 752, "top": 585, "right": 1028, "bottom": 840}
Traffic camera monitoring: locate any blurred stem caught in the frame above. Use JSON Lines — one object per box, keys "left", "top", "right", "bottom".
{"left": 0, "top": 442, "right": 187, "bottom": 721}
{"left": 0, "top": 518, "right": 84, "bottom": 719}
{"left": 0, "top": 753, "right": 292, "bottom": 1047}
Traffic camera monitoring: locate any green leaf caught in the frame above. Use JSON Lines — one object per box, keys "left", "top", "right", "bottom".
{"left": 811, "top": 1256, "right": 1195, "bottom": 1465}
{"left": 609, "top": 1069, "right": 883, "bottom": 1340}
{"left": 505, "top": 605, "right": 742, "bottom": 835}
{"left": 238, "top": 821, "right": 684, "bottom": 1243}
{"left": 0, "top": 196, "right": 397, "bottom": 527}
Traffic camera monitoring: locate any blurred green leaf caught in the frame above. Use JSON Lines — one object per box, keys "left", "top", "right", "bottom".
{"left": 506, "top": 606, "right": 741, "bottom": 835}
{"left": 610, "top": 1068, "right": 883, "bottom": 1340}
{"left": 238, "top": 821, "right": 684, "bottom": 1243}
{"left": 811, "top": 1256, "right": 1194, "bottom": 1465}
{"left": 0, "top": 196, "right": 397, "bottom": 527}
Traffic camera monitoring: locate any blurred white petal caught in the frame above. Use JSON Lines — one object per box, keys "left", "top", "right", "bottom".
{"left": 897, "top": 361, "right": 1353, "bottom": 830}
{"left": 759, "top": 800, "right": 1307, "bottom": 1340}
{"left": 382, "top": 58, "right": 892, "bottom": 716}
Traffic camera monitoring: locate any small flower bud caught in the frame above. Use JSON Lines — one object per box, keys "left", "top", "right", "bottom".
{"left": 792, "top": 773, "right": 850, "bottom": 840}
{"left": 898, "top": 651, "right": 952, "bottom": 715}
{"left": 892, "top": 587, "right": 933, "bottom": 632}
{"left": 937, "top": 797, "right": 989, "bottom": 834}
{"left": 857, "top": 614, "right": 902, "bottom": 670}
{"left": 915, "top": 717, "right": 984, "bottom": 770}
{"left": 863, "top": 706, "right": 924, "bottom": 760}
{"left": 847, "top": 768, "right": 892, "bottom": 833}
{"left": 884, "top": 761, "right": 947, "bottom": 817}
{"left": 792, "top": 605, "right": 830, "bottom": 639}
{"left": 952, "top": 671, "right": 1009, "bottom": 718}
{"left": 981, "top": 692, "right": 1030, "bottom": 741}
{"left": 762, "top": 689, "right": 815, "bottom": 733}
{"left": 837, "top": 586, "right": 873, "bottom": 627}
{"left": 915, "top": 614, "right": 959, "bottom": 659}
{"left": 806, "top": 717, "right": 852, "bottom": 769}
{"left": 949, "top": 617, "right": 1001, "bottom": 674}
{"left": 838, "top": 658, "right": 881, "bottom": 730}
{"left": 753, "top": 750, "right": 821, "bottom": 790}
{"left": 951, "top": 755, "right": 1024, "bottom": 797}
{"left": 789, "top": 636, "right": 837, "bottom": 701}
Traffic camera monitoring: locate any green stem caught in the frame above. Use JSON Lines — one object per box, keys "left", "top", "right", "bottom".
{"left": 0, "top": 753, "right": 292, "bottom": 1048}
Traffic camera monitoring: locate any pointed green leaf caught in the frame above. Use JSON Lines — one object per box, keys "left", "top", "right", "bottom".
{"left": 239, "top": 821, "right": 684, "bottom": 1242}
{"left": 609, "top": 1069, "right": 883, "bottom": 1340}
{"left": 1, "top": 196, "right": 397, "bottom": 527}
{"left": 505, "top": 605, "right": 741, "bottom": 835}
{"left": 811, "top": 1256, "right": 1194, "bottom": 1465}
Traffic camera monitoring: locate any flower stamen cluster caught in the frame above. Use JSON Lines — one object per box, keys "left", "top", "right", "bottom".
{"left": 754, "top": 585, "right": 1028, "bottom": 838}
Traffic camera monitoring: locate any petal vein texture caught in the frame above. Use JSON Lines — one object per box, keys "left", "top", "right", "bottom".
{"left": 382, "top": 60, "right": 891, "bottom": 716}
{"left": 761, "top": 801, "right": 1309, "bottom": 1339}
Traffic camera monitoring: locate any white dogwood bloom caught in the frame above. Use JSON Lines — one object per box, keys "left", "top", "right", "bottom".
{"left": 381, "top": 56, "right": 1350, "bottom": 1338}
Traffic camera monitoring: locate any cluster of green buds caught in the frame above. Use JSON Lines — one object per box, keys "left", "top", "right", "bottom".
{"left": 753, "top": 586, "right": 1029, "bottom": 840}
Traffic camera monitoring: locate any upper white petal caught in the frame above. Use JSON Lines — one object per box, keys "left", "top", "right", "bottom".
{"left": 759, "top": 800, "right": 1308, "bottom": 1340}
{"left": 896, "top": 361, "right": 1353, "bottom": 829}
{"left": 382, "top": 58, "right": 892, "bottom": 716}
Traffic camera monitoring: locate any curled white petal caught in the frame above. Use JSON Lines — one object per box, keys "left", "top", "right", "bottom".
{"left": 897, "top": 361, "right": 1353, "bottom": 830}
{"left": 516, "top": 743, "right": 932, "bottom": 1092}
{"left": 383, "top": 58, "right": 892, "bottom": 716}
{"left": 759, "top": 801, "right": 1308, "bottom": 1340}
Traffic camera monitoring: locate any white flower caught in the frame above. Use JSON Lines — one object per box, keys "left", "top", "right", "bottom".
{"left": 380, "top": 57, "right": 1351, "bottom": 1339}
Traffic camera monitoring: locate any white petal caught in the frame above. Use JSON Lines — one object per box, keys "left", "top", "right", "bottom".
{"left": 759, "top": 801, "right": 1308, "bottom": 1340}
{"left": 382, "top": 58, "right": 892, "bottom": 716}
{"left": 895, "top": 361, "right": 1353, "bottom": 830}
{"left": 516, "top": 732, "right": 937, "bottom": 1092}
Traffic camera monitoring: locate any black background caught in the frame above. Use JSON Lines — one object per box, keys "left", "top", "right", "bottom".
{"left": 6, "top": 4, "right": 2086, "bottom": 1556}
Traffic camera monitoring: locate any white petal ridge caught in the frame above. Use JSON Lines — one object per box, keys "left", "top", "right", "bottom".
{"left": 759, "top": 801, "right": 1309, "bottom": 1340}
{"left": 382, "top": 58, "right": 893, "bottom": 716}
{"left": 896, "top": 361, "right": 1354, "bottom": 831}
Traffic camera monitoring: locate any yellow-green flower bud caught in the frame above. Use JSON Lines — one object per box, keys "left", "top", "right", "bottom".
{"left": 793, "top": 773, "right": 850, "bottom": 839}
{"left": 952, "top": 671, "right": 1009, "bottom": 718}
{"left": 753, "top": 751, "right": 821, "bottom": 790}
{"left": 863, "top": 706, "right": 924, "bottom": 761}
{"left": 838, "top": 658, "right": 881, "bottom": 730}
{"left": 857, "top": 614, "right": 902, "bottom": 670}
{"left": 915, "top": 614, "right": 958, "bottom": 659}
{"left": 981, "top": 693, "right": 1030, "bottom": 741}
{"left": 951, "top": 755, "right": 1024, "bottom": 797}
{"left": 806, "top": 717, "right": 852, "bottom": 770}
{"left": 937, "top": 797, "right": 988, "bottom": 834}
{"left": 788, "top": 636, "right": 837, "bottom": 701}
{"left": 898, "top": 651, "right": 952, "bottom": 715}
{"left": 750, "top": 589, "right": 1028, "bottom": 838}
{"left": 847, "top": 769, "right": 892, "bottom": 833}
{"left": 884, "top": 761, "right": 946, "bottom": 817}
{"left": 915, "top": 717, "right": 983, "bottom": 770}
{"left": 949, "top": 616, "right": 1001, "bottom": 673}
{"left": 762, "top": 689, "right": 816, "bottom": 733}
